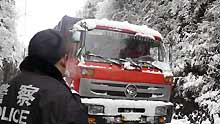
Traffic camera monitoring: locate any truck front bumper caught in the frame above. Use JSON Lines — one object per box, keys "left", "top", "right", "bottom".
{"left": 82, "top": 98, "right": 173, "bottom": 124}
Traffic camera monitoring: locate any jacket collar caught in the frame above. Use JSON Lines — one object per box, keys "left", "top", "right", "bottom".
{"left": 19, "top": 55, "right": 64, "bottom": 81}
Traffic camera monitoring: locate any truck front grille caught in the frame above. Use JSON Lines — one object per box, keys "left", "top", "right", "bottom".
{"left": 79, "top": 78, "right": 171, "bottom": 101}
{"left": 118, "top": 108, "right": 145, "bottom": 113}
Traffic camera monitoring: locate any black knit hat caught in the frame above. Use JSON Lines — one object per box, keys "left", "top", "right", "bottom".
{"left": 28, "top": 29, "right": 68, "bottom": 65}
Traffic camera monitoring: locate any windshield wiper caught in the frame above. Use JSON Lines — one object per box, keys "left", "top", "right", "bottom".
{"left": 136, "top": 60, "right": 162, "bottom": 72}
{"left": 85, "top": 53, "right": 121, "bottom": 66}
{"left": 111, "top": 58, "right": 142, "bottom": 70}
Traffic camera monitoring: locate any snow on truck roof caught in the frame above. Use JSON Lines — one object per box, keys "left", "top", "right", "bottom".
{"left": 73, "top": 19, "right": 163, "bottom": 41}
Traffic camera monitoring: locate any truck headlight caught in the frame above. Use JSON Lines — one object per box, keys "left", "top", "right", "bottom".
{"left": 81, "top": 68, "right": 95, "bottom": 76}
{"left": 164, "top": 76, "right": 173, "bottom": 83}
{"left": 87, "top": 104, "right": 104, "bottom": 114}
{"left": 155, "top": 106, "right": 167, "bottom": 115}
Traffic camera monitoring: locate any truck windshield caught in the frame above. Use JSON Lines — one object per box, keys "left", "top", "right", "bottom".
{"left": 84, "top": 29, "right": 166, "bottom": 62}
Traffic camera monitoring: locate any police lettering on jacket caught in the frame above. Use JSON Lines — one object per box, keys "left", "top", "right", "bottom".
{"left": 0, "top": 83, "right": 39, "bottom": 124}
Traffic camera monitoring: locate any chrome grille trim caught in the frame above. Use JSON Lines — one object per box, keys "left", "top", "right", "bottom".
{"left": 79, "top": 78, "right": 171, "bottom": 101}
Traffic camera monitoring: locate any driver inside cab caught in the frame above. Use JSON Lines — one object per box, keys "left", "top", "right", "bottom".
{"left": 119, "top": 39, "right": 150, "bottom": 59}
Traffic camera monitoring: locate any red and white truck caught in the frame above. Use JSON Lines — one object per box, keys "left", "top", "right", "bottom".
{"left": 55, "top": 16, "right": 173, "bottom": 124}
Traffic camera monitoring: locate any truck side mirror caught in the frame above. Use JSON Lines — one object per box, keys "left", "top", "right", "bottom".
{"left": 163, "top": 42, "right": 172, "bottom": 65}
{"left": 70, "top": 30, "right": 81, "bottom": 42}
{"left": 167, "top": 43, "right": 172, "bottom": 65}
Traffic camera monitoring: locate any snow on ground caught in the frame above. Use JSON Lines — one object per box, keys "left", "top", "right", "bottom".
{"left": 169, "top": 119, "right": 190, "bottom": 124}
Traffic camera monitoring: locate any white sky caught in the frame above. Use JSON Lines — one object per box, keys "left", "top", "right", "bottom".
{"left": 15, "top": 0, "right": 87, "bottom": 47}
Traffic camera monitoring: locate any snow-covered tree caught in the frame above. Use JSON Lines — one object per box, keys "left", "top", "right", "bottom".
{"left": 0, "top": 0, "right": 22, "bottom": 82}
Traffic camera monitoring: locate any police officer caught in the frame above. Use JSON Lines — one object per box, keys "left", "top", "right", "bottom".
{"left": 0, "top": 29, "right": 88, "bottom": 124}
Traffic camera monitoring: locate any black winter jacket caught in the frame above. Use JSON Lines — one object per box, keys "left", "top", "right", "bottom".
{"left": 0, "top": 56, "right": 88, "bottom": 124}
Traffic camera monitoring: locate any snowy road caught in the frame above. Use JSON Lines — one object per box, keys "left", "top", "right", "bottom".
{"left": 169, "top": 119, "right": 190, "bottom": 124}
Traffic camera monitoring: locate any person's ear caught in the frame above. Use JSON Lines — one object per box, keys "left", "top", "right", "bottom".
{"left": 60, "top": 55, "right": 68, "bottom": 68}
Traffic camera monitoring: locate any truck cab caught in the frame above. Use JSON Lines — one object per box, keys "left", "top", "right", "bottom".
{"left": 56, "top": 16, "right": 173, "bottom": 124}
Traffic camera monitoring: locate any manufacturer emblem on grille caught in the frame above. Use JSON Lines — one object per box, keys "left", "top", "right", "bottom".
{"left": 125, "top": 84, "right": 137, "bottom": 97}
